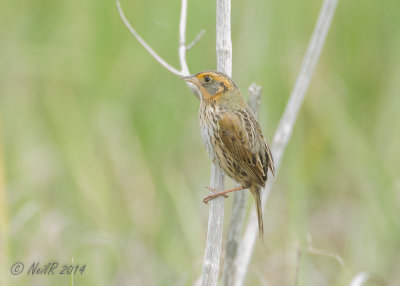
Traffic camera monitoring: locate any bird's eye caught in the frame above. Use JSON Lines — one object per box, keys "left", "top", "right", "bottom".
{"left": 204, "top": 76, "right": 211, "bottom": 83}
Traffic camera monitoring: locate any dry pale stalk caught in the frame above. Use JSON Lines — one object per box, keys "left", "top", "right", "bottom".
{"left": 233, "top": 0, "right": 338, "bottom": 285}
{"left": 117, "top": 0, "right": 337, "bottom": 284}
{"left": 200, "top": 0, "right": 232, "bottom": 285}
{"left": 117, "top": 0, "right": 232, "bottom": 284}
{"left": 222, "top": 84, "right": 262, "bottom": 286}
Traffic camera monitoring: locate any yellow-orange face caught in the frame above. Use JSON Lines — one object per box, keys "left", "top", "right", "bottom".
{"left": 182, "top": 71, "right": 237, "bottom": 100}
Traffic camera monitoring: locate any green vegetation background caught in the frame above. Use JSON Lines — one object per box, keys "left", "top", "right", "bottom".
{"left": 1, "top": 0, "right": 399, "bottom": 285}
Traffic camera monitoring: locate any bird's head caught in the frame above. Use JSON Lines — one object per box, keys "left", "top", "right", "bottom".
{"left": 182, "top": 71, "right": 239, "bottom": 101}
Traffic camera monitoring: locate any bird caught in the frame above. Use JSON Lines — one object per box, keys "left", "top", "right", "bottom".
{"left": 182, "top": 71, "right": 275, "bottom": 239}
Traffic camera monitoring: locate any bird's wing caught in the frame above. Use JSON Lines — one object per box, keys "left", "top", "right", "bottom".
{"left": 265, "top": 139, "right": 275, "bottom": 177}
{"left": 218, "top": 109, "right": 273, "bottom": 186}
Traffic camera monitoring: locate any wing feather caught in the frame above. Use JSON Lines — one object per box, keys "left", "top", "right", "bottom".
{"left": 218, "top": 110, "right": 273, "bottom": 186}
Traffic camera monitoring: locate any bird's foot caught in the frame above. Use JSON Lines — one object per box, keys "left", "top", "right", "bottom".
{"left": 203, "top": 185, "right": 246, "bottom": 204}
{"left": 203, "top": 186, "right": 229, "bottom": 204}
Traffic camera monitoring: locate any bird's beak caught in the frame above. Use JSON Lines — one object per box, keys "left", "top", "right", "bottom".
{"left": 181, "top": 75, "right": 198, "bottom": 84}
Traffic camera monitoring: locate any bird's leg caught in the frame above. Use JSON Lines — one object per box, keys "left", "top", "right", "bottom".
{"left": 203, "top": 185, "right": 246, "bottom": 204}
{"left": 205, "top": 186, "right": 230, "bottom": 198}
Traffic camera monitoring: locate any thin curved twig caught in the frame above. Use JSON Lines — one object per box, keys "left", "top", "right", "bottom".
{"left": 117, "top": 0, "right": 200, "bottom": 97}
{"left": 306, "top": 234, "right": 344, "bottom": 269}
{"left": 233, "top": 0, "right": 338, "bottom": 285}
{"left": 187, "top": 30, "right": 206, "bottom": 51}
{"left": 116, "top": 0, "right": 183, "bottom": 76}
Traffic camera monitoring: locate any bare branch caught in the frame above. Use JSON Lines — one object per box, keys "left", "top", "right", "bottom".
{"left": 221, "top": 189, "right": 248, "bottom": 286}
{"left": 200, "top": 165, "right": 225, "bottom": 286}
{"left": 176, "top": 0, "right": 200, "bottom": 97}
{"left": 179, "top": 0, "right": 189, "bottom": 75}
{"left": 234, "top": 0, "right": 338, "bottom": 285}
{"left": 116, "top": 0, "right": 183, "bottom": 76}
{"left": 216, "top": 0, "right": 232, "bottom": 75}
{"left": 272, "top": 0, "right": 338, "bottom": 165}
{"left": 186, "top": 30, "right": 206, "bottom": 51}
{"left": 200, "top": 0, "right": 232, "bottom": 285}
{"left": 222, "top": 84, "right": 262, "bottom": 286}
{"left": 117, "top": 0, "right": 201, "bottom": 98}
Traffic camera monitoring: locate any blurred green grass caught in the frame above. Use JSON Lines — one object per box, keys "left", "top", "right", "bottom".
{"left": 0, "top": 0, "right": 399, "bottom": 285}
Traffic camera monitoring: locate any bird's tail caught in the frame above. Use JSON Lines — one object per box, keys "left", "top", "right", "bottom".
{"left": 250, "top": 186, "right": 264, "bottom": 241}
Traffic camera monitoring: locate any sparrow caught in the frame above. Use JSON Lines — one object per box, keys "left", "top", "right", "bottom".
{"left": 182, "top": 71, "right": 275, "bottom": 238}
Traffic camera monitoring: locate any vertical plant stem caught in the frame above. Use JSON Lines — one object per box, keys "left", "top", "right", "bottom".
{"left": 200, "top": 0, "right": 232, "bottom": 285}
{"left": 201, "top": 165, "right": 225, "bottom": 286}
{"left": 222, "top": 84, "right": 262, "bottom": 286}
{"left": 178, "top": 0, "right": 190, "bottom": 75}
{"left": 234, "top": 0, "right": 338, "bottom": 285}
{"left": 216, "top": 0, "right": 232, "bottom": 75}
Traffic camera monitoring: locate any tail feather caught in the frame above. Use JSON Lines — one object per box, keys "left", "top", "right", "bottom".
{"left": 250, "top": 186, "right": 264, "bottom": 241}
